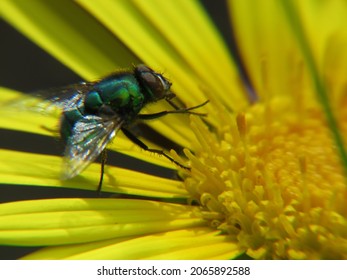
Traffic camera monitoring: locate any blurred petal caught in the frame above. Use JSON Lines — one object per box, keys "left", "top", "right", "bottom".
{"left": 0, "top": 149, "right": 187, "bottom": 197}
{"left": 0, "top": 0, "right": 139, "bottom": 79}
{"left": 228, "top": 0, "right": 313, "bottom": 102}
{"left": 78, "top": 0, "right": 247, "bottom": 110}
{"left": 280, "top": 0, "right": 347, "bottom": 172}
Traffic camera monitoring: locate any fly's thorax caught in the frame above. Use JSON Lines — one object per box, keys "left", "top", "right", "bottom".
{"left": 97, "top": 74, "right": 135, "bottom": 103}
{"left": 84, "top": 74, "right": 145, "bottom": 116}
{"left": 134, "top": 65, "right": 173, "bottom": 103}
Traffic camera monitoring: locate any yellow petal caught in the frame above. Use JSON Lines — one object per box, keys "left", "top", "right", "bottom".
{"left": 22, "top": 227, "right": 241, "bottom": 260}
{"left": 0, "top": 0, "right": 139, "bottom": 79}
{"left": 78, "top": 0, "right": 247, "bottom": 110}
{"left": 0, "top": 198, "right": 205, "bottom": 246}
{"left": 228, "top": 0, "right": 313, "bottom": 102}
{"left": 0, "top": 149, "right": 187, "bottom": 197}
{"left": 294, "top": 0, "right": 347, "bottom": 73}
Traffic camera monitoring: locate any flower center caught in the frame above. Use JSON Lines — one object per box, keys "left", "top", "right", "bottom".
{"left": 184, "top": 97, "right": 347, "bottom": 259}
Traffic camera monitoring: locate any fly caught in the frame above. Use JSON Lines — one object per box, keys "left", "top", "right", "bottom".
{"left": 39, "top": 65, "right": 208, "bottom": 193}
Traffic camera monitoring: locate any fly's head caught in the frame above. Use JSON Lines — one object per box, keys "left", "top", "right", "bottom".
{"left": 134, "top": 64, "right": 175, "bottom": 103}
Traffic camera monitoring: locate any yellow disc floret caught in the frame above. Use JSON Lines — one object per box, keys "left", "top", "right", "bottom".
{"left": 184, "top": 97, "right": 347, "bottom": 259}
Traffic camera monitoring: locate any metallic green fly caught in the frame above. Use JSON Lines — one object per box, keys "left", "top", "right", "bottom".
{"left": 42, "top": 65, "right": 208, "bottom": 193}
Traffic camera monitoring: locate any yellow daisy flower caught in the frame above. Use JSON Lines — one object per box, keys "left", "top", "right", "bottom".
{"left": 1, "top": 0, "right": 347, "bottom": 260}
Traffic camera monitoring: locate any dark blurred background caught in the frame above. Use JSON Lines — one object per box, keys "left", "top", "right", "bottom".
{"left": 0, "top": 0, "right": 240, "bottom": 259}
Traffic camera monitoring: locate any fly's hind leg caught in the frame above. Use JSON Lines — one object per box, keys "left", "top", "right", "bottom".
{"left": 97, "top": 149, "right": 107, "bottom": 194}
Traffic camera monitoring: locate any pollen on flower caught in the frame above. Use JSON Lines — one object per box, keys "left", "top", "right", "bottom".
{"left": 180, "top": 97, "right": 347, "bottom": 259}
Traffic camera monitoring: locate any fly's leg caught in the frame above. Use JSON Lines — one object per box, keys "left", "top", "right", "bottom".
{"left": 166, "top": 98, "right": 209, "bottom": 114}
{"left": 137, "top": 100, "right": 209, "bottom": 120}
{"left": 121, "top": 128, "right": 190, "bottom": 170}
{"left": 97, "top": 149, "right": 107, "bottom": 194}
{"left": 40, "top": 125, "right": 59, "bottom": 134}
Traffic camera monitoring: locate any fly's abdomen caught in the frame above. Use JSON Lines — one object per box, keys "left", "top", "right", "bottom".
{"left": 60, "top": 106, "right": 85, "bottom": 142}
{"left": 83, "top": 91, "right": 103, "bottom": 111}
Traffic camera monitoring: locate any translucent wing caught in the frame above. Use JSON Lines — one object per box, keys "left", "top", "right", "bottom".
{"left": 7, "top": 82, "right": 93, "bottom": 115}
{"left": 62, "top": 115, "right": 124, "bottom": 179}
{"left": 32, "top": 82, "right": 93, "bottom": 114}
{"left": 42, "top": 82, "right": 93, "bottom": 109}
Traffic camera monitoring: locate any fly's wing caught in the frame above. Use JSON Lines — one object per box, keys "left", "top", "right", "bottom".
{"left": 32, "top": 82, "right": 93, "bottom": 114}
{"left": 62, "top": 115, "right": 124, "bottom": 179}
{"left": 6, "top": 82, "right": 93, "bottom": 115}
{"left": 43, "top": 82, "right": 92, "bottom": 109}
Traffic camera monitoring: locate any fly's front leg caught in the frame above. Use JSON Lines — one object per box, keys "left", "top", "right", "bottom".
{"left": 137, "top": 100, "right": 209, "bottom": 120}
{"left": 121, "top": 128, "right": 190, "bottom": 170}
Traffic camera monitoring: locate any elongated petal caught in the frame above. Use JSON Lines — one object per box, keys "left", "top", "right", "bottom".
{"left": 0, "top": 149, "right": 187, "bottom": 197}
{"left": 228, "top": 0, "right": 313, "bottom": 101}
{"left": 78, "top": 0, "right": 247, "bottom": 110}
{"left": 0, "top": 198, "right": 204, "bottom": 246}
{"left": 0, "top": 0, "right": 139, "bottom": 79}
{"left": 21, "top": 227, "right": 241, "bottom": 260}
